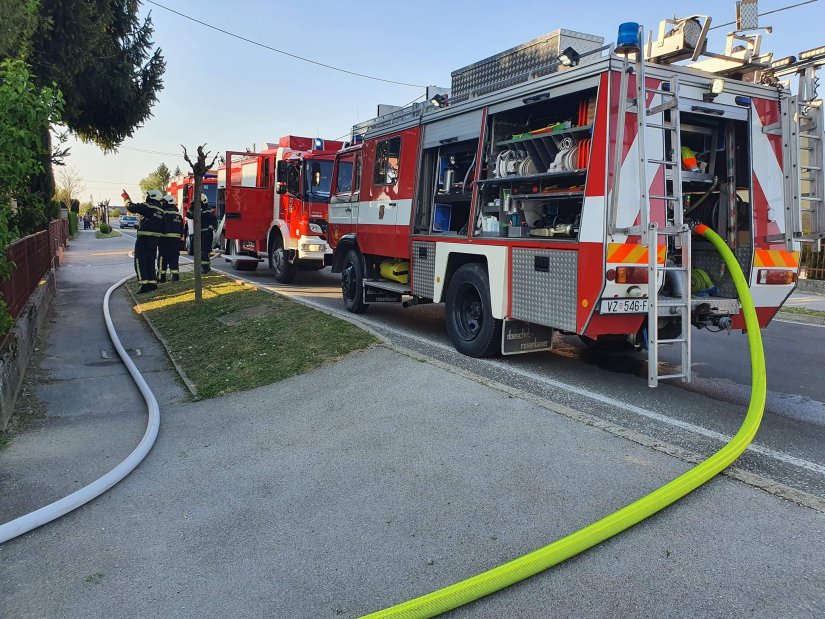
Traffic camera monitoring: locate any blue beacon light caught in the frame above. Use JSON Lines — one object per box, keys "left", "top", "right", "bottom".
{"left": 616, "top": 22, "right": 641, "bottom": 55}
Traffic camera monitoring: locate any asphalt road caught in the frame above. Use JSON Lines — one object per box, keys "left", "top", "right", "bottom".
{"left": 208, "top": 258, "right": 825, "bottom": 507}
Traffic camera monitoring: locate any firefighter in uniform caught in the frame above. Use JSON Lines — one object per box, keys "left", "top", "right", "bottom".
{"left": 188, "top": 194, "right": 217, "bottom": 274}
{"left": 122, "top": 189, "right": 164, "bottom": 292}
{"left": 157, "top": 194, "right": 183, "bottom": 282}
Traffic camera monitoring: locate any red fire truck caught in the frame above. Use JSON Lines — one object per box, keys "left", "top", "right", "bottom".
{"left": 166, "top": 172, "right": 218, "bottom": 254}
{"left": 218, "top": 135, "right": 343, "bottom": 282}
{"left": 328, "top": 17, "right": 823, "bottom": 386}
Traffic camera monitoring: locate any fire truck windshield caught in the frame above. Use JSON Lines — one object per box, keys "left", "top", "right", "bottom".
{"left": 304, "top": 160, "right": 333, "bottom": 202}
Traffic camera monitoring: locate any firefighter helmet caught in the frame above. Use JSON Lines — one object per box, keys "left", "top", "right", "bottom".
{"left": 145, "top": 189, "right": 164, "bottom": 202}
{"left": 164, "top": 194, "right": 175, "bottom": 205}
{"left": 201, "top": 194, "right": 209, "bottom": 204}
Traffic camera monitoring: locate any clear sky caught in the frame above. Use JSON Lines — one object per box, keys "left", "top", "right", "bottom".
{"left": 66, "top": 0, "right": 825, "bottom": 205}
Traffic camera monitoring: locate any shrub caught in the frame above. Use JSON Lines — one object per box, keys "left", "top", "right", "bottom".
{"left": 99, "top": 223, "right": 111, "bottom": 234}
{"left": 112, "top": 207, "right": 121, "bottom": 218}
{"left": 68, "top": 211, "right": 78, "bottom": 236}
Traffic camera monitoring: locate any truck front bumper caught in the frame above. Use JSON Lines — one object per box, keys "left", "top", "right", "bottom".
{"left": 296, "top": 235, "right": 328, "bottom": 261}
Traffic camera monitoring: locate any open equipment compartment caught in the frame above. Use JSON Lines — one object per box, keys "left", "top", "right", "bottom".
{"left": 414, "top": 139, "right": 478, "bottom": 236}
{"left": 475, "top": 86, "right": 598, "bottom": 240}
{"left": 667, "top": 107, "right": 754, "bottom": 301}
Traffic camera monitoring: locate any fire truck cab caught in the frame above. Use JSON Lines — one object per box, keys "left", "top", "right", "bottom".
{"left": 219, "top": 135, "right": 343, "bottom": 282}
{"left": 328, "top": 17, "right": 821, "bottom": 386}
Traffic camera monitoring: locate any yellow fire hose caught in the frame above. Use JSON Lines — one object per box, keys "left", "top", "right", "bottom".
{"left": 362, "top": 223, "right": 766, "bottom": 618}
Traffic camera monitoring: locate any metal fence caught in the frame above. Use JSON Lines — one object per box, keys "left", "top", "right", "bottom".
{"left": 800, "top": 247, "right": 825, "bottom": 280}
{"left": 0, "top": 219, "right": 69, "bottom": 320}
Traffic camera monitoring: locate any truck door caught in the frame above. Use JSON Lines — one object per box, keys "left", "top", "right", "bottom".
{"left": 224, "top": 151, "right": 275, "bottom": 249}
{"left": 360, "top": 134, "right": 402, "bottom": 255}
{"left": 329, "top": 151, "right": 358, "bottom": 243}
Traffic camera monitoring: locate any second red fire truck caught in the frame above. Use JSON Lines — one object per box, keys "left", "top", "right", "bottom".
{"left": 217, "top": 135, "right": 343, "bottom": 282}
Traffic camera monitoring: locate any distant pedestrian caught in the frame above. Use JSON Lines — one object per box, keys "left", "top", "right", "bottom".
{"left": 122, "top": 189, "right": 164, "bottom": 293}
{"left": 157, "top": 194, "right": 183, "bottom": 282}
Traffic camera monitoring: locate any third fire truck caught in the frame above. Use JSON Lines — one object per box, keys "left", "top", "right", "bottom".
{"left": 218, "top": 135, "right": 343, "bottom": 282}
{"left": 327, "top": 14, "right": 824, "bottom": 386}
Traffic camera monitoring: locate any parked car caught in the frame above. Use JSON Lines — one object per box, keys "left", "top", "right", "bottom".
{"left": 119, "top": 215, "right": 138, "bottom": 229}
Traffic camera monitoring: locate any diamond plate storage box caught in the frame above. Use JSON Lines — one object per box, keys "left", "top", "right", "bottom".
{"left": 411, "top": 241, "right": 436, "bottom": 299}
{"left": 450, "top": 29, "right": 604, "bottom": 103}
{"left": 511, "top": 248, "right": 578, "bottom": 331}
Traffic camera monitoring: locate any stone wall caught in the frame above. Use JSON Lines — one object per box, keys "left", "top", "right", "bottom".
{"left": 0, "top": 273, "right": 55, "bottom": 430}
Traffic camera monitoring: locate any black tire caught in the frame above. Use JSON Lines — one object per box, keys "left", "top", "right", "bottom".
{"left": 341, "top": 249, "right": 368, "bottom": 314}
{"left": 269, "top": 235, "right": 296, "bottom": 283}
{"left": 445, "top": 263, "right": 502, "bottom": 357}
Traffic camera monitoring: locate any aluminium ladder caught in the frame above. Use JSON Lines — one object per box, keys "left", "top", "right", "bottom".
{"left": 795, "top": 97, "right": 825, "bottom": 246}
{"left": 612, "top": 44, "right": 692, "bottom": 387}
{"left": 772, "top": 66, "right": 825, "bottom": 248}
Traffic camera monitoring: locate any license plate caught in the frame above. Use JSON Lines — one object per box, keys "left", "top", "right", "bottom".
{"left": 599, "top": 298, "right": 648, "bottom": 314}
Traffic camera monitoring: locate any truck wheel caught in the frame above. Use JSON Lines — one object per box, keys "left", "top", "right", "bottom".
{"left": 341, "top": 249, "right": 368, "bottom": 314}
{"left": 445, "top": 263, "right": 501, "bottom": 357}
{"left": 269, "top": 235, "right": 296, "bottom": 283}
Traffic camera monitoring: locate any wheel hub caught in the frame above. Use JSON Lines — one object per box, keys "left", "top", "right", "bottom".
{"left": 454, "top": 283, "right": 483, "bottom": 340}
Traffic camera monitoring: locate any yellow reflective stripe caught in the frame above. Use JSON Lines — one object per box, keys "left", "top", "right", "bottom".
{"left": 606, "top": 243, "right": 666, "bottom": 265}
{"left": 753, "top": 249, "right": 800, "bottom": 268}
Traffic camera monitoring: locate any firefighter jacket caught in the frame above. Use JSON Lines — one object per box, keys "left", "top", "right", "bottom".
{"left": 160, "top": 203, "right": 184, "bottom": 239}
{"left": 126, "top": 199, "right": 164, "bottom": 236}
{"left": 187, "top": 203, "right": 218, "bottom": 232}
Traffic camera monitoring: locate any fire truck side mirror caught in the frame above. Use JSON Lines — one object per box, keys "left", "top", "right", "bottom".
{"left": 276, "top": 160, "right": 289, "bottom": 183}
{"left": 276, "top": 185, "right": 287, "bottom": 195}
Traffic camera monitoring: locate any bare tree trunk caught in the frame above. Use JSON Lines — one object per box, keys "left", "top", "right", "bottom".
{"left": 192, "top": 176, "right": 203, "bottom": 303}
{"left": 183, "top": 144, "right": 218, "bottom": 304}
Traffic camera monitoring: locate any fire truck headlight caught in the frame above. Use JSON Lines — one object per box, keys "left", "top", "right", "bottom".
{"left": 301, "top": 243, "right": 325, "bottom": 253}
{"left": 309, "top": 222, "right": 323, "bottom": 234}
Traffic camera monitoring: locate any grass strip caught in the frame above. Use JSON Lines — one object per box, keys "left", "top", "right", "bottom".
{"left": 127, "top": 272, "right": 377, "bottom": 399}
{"left": 95, "top": 230, "right": 122, "bottom": 239}
{"left": 779, "top": 305, "right": 825, "bottom": 319}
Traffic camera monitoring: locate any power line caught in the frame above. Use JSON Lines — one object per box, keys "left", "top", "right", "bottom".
{"left": 145, "top": 0, "right": 425, "bottom": 88}
{"left": 333, "top": 94, "right": 427, "bottom": 141}
{"left": 119, "top": 145, "right": 183, "bottom": 157}
{"left": 709, "top": 0, "right": 819, "bottom": 29}
{"left": 84, "top": 179, "right": 143, "bottom": 186}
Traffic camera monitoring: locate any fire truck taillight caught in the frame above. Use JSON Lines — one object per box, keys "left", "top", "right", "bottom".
{"left": 614, "top": 266, "right": 648, "bottom": 284}
{"left": 757, "top": 269, "right": 796, "bottom": 285}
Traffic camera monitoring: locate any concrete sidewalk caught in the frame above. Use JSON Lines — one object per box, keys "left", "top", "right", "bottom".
{"left": 0, "top": 232, "right": 823, "bottom": 618}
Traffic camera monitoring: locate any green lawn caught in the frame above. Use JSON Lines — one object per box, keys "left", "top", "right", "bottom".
{"left": 95, "top": 229, "right": 122, "bottom": 239}
{"left": 127, "top": 272, "right": 376, "bottom": 399}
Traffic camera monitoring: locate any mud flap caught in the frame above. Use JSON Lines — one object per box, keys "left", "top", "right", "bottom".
{"left": 501, "top": 319, "right": 553, "bottom": 355}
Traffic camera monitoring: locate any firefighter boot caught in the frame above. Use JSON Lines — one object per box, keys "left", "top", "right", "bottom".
{"left": 138, "top": 284, "right": 151, "bottom": 293}
{"left": 171, "top": 273, "right": 180, "bottom": 282}
{"left": 158, "top": 273, "right": 167, "bottom": 283}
